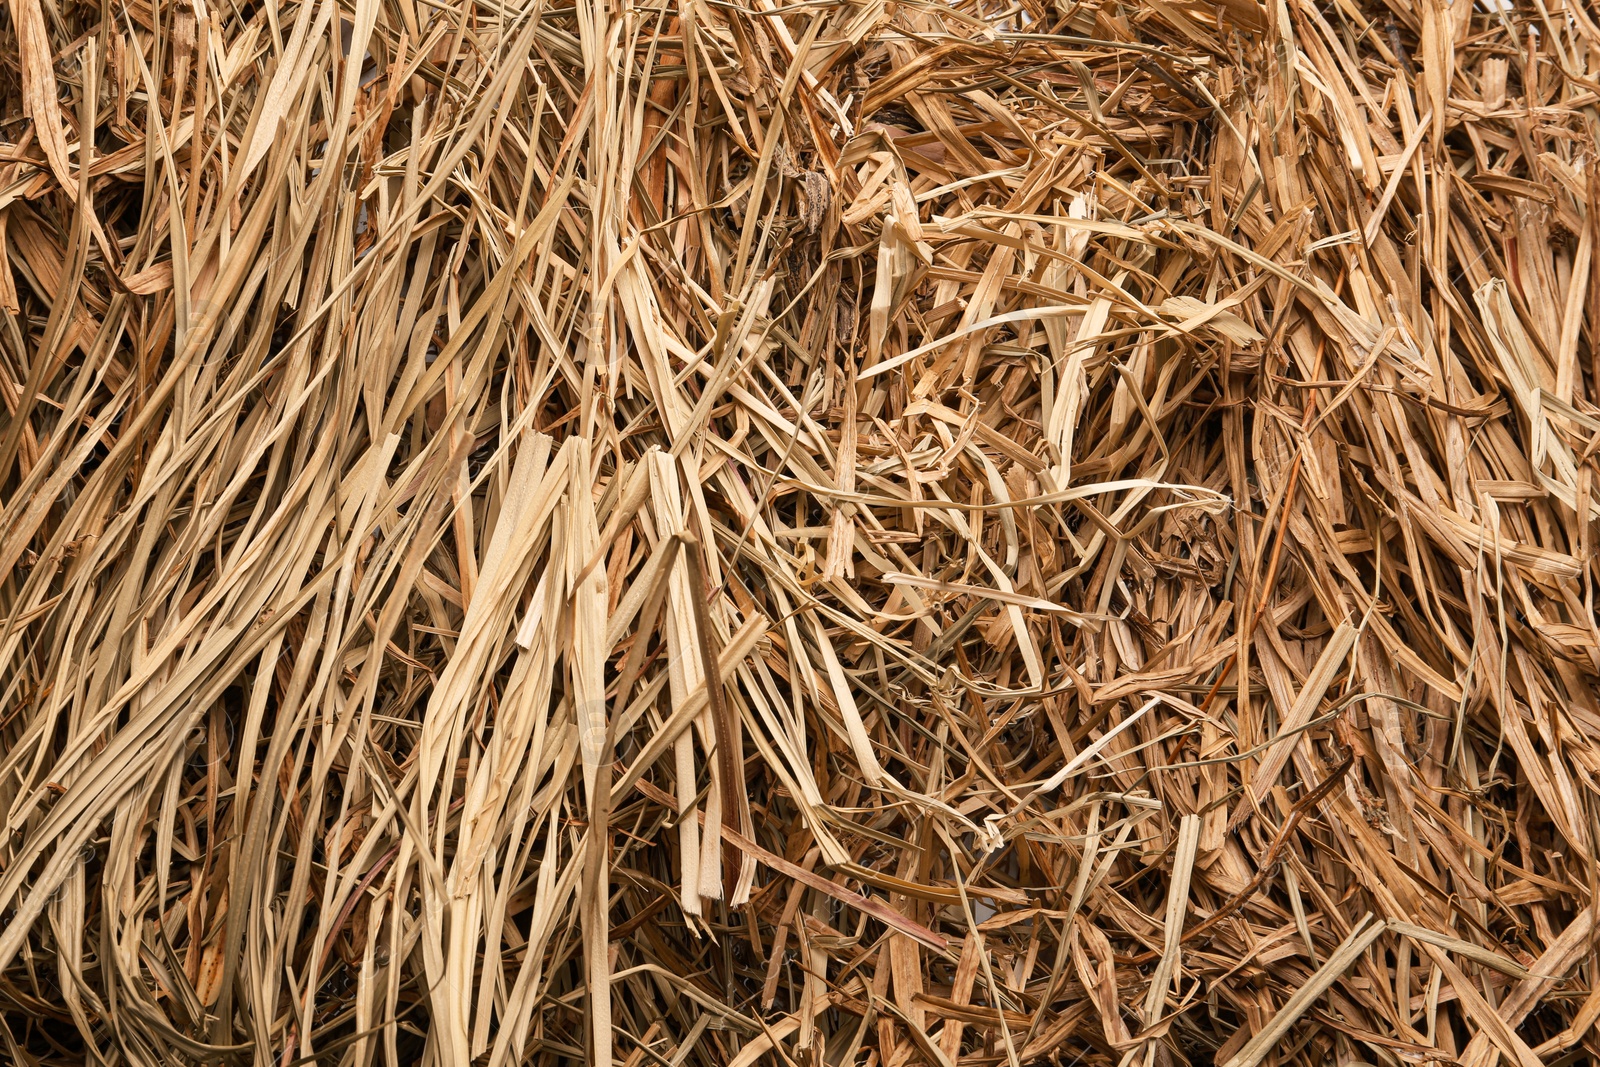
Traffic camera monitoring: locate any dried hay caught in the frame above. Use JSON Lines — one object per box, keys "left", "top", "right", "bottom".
{"left": 0, "top": 0, "right": 1598, "bottom": 1063}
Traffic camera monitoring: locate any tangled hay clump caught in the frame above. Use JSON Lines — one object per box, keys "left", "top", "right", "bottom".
{"left": 2, "top": 0, "right": 1600, "bottom": 1063}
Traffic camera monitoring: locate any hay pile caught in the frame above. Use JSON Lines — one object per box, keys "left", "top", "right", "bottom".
{"left": 2, "top": 0, "right": 1599, "bottom": 1061}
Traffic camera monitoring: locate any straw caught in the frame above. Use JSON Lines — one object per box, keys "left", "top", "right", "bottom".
{"left": 1, "top": 0, "right": 1597, "bottom": 1063}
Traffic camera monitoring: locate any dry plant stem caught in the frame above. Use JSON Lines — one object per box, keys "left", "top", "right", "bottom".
{"left": 1201, "top": 389, "right": 1317, "bottom": 721}
{"left": 0, "top": 0, "right": 1598, "bottom": 1065}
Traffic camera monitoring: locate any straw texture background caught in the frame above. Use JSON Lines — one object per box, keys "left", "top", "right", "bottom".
{"left": 1, "top": 0, "right": 1598, "bottom": 1063}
